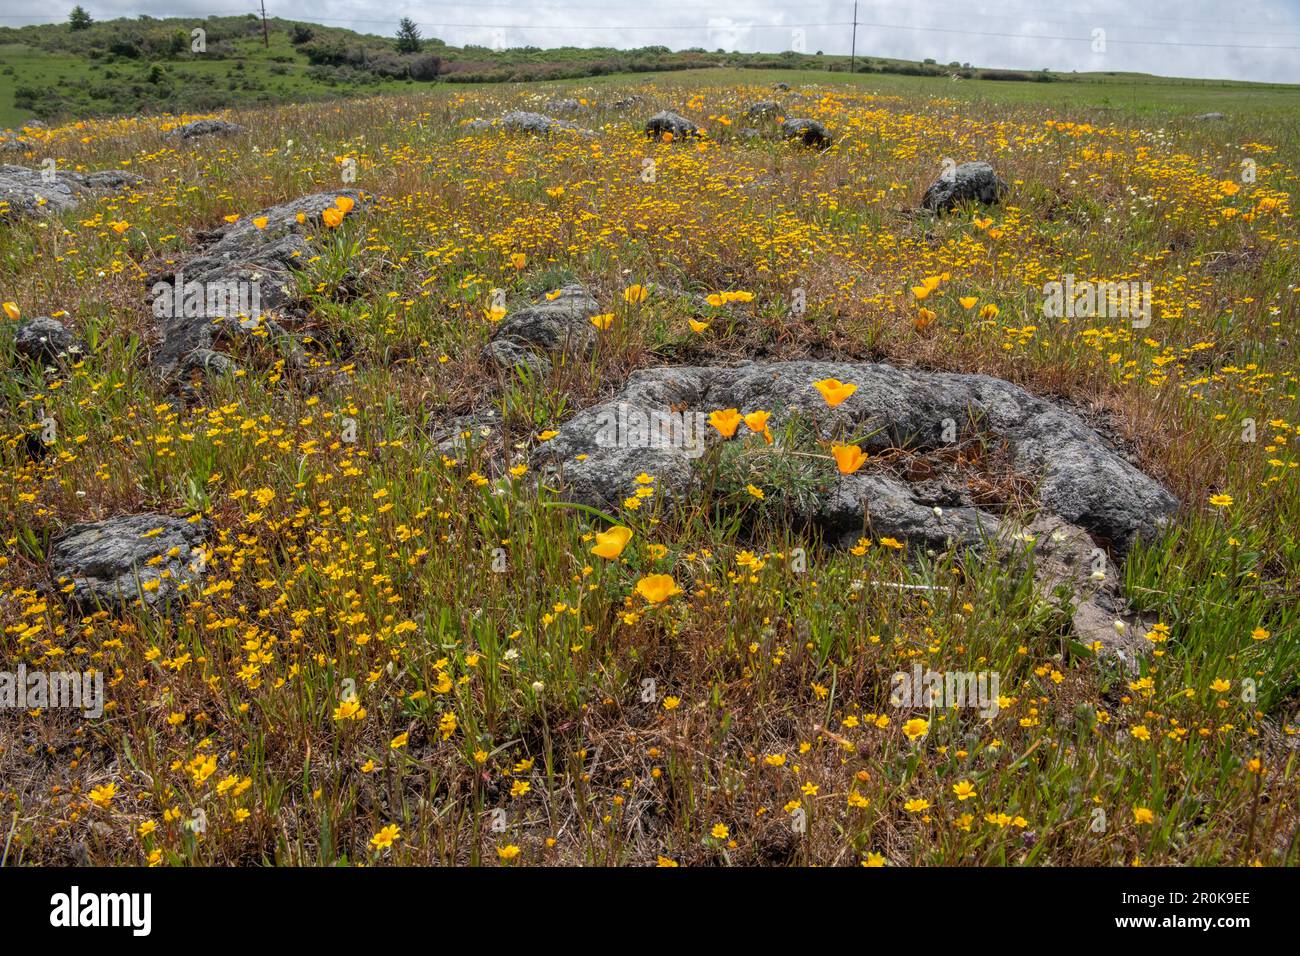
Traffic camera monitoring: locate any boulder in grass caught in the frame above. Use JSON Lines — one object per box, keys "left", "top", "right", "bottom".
{"left": 746, "top": 101, "right": 781, "bottom": 121}
{"left": 781, "top": 118, "right": 832, "bottom": 149}
{"left": 49, "top": 513, "right": 210, "bottom": 608}
{"left": 644, "top": 111, "right": 698, "bottom": 141}
{"left": 485, "top": 284, "right": 600, "bottom": 373}
{"left": 147, "top": 189, "right": 369, "bottom": 375}
{"left": 535, "top": 360, "right": 1177, "bottom": 554}
{"left": 14, "top": 317, "right": 79, "bottom": 364}
{"left": 173, "top": 119, "right": 246, "bottom": 140}
{"left": 920, "top": 161, "right": 1008, "bottom": 213}
{"left": 0, "top": 163, "right": 143, "bottom": 221}
{"left": 497, "top": 111, "right": 592, "bottom": 136}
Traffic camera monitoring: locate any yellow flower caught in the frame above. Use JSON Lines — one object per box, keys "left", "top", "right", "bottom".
{"left": 390, "top": 732, "right": 409, "bottom": 749}
{"left": 370, "top": 824, "right": 401, "bottom": 849}
{"left": 958, "top": 296, "right": 978, "bottom": 309}
{"left": 1251, "top": 627, "right": 1270, "bottom": 641}
{"left": 952, "top": 780, "right": 977, "bottom": 801}
{"left": 333, "top": 697, "right": 366, "bottom": 721}
{"left": 879, "top": 537, "right": 905, "bottom": 550}
{"left": 591, "top": 525, "right": 633, "bottom": 559}
{"left": 902, "top": 718, "right": 929, "bottom": 741}
{"left": 89, "top": 782, "right": 117, "bottom": 807}
{"left": 3, "top": 301, "right": 20, "bottom": 321}
{"left": 1133, "top": 807, "right": 1154, "bottom": 826}
{"left": 497, "top": 844, "right": 521, "bottom": 860}
{"left": 590, "top": 313, "right": 614, "bottom": 330}
{"left": 322, "top": 207, "right": 344, "bottom": 228}
{"left": 904, "top": 798, "right": 930, "bottom": 813}
{"left": 831, "top": 443, "right": 868, "bottom": 475}
{"left": 862, "top": 852, "right": 886, "bottom": 867}
{"left": 708, "top": 407, "right": 742, "bottom": 438}
{"left": 252, "top": 216, "right": 269, "bottom": 230}
{"left": 688, "top": 319, "right": 710, "bottom": 334}
{"left": 662, "top": 695, "right": 681, "bottom": 710}
{"left": 635, "top": 573, "right": 682, "bottom": 604}
{"left": 746, "top": 484, "right": 765, "bottom": 500}
{"left": 978, "top": 303, "right": 1000, "bottom": 320}
{"left": 623, "top": 284, "right": 648, "bottom": 304}
{"left": 656, "top": 855, "right": 679, "bottom": 867}
{"left": 913, "top": 308, "right": 937, "bottom": 331}
{"left": 711, "top": 822, "right": 729, "bottom": 839}
{"left": 334, "top": 195, "right": 355, "bottom": 213}
{"left": 812, "top": 378, "right": 857, "bottom": 407}
{"left": 1209, "top": 493, "right": 1233, "bottom": 508}
{"left": 510, "top": 252, "right": 527, "bottom": 270}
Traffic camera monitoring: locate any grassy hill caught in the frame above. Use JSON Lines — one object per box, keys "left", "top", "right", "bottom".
{"left": 4, "top": 14, "right": 1298, "bottom": 128}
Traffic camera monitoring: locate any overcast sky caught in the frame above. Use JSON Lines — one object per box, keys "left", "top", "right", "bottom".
{"left": 4, "top": 1, "right": 1299, "bottom": 83}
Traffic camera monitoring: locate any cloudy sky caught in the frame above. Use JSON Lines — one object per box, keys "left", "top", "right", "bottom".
{"left": 4, "top": 0, "right": 1300, "bottom": 82}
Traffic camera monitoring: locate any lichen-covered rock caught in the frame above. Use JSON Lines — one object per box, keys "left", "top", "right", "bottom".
{"left": 483, "top": 338, "right": 553, "bottom": 377}
{"left": 781, "top": 118, "right": 832, "bottom": 148}
{"left": 147, "top": 189, "right": 369, "bottom": 375}
{"left": 495, "top": 111, "right": 591, "bottom": 136}
{"left": 746, "top": 101, "right": 781, "bottom": 120}
{"left": 0, "top": 163, "right": 144, "bottom": 221}
{"left": 485, "top": 284, "right": 599, "bottom": 373}
{"left": 535, "top": 361, "right": 1177, "bottom": 554}
{"left": 174, "top": 119, "right": 246, "bottom": 140}
{"left": 645, "top": 111, "right": 698, "bottom": 140}
{"left": 14, "top": 317, "right": 79, "bottom": 363}
{"left": 921, "top": 161, "right": 1008, "bottom": 213}
{"left": 49, "top": 513, "right": 210, "bottom": 608}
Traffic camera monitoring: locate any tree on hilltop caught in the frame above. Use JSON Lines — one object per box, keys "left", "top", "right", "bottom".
{"left": 395, "top": 18, "right": 422, "bottom": 54}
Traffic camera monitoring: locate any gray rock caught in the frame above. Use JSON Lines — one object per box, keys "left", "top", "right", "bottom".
{"left": 497, "top": 111, "right": 591, "bottom": 136}
{"left": 1193, "top": 112, "right": 1226, "bottom": 121}
{"left": 921, "top": 161, "right": 1008, "bottom": 213}
{"left": 180, "top": 347, "right": 239, "bottom": 378}
{"left": 14, "top": 317, "right": 79, "bottom": 363}
{"left": 486, "top": 284, "right": 599, "bottom": 373}
{"left": 612, "top": 95, "right": 643, "bottom": 110}
{"left": 49, "top": 513, "right": 210, "bottom": 608}
{"left": 544, "top": 98, "right": 581, "bottom": 113}
{"left": 174, "top": 119, "right": 246, "bottom": 140}
{"left": 147, "top": 189, "right": 369, "bottom": 375}
{"left": 781, "top": 118, "right": 832, "bottom": 148}
{"left": 483, "top": 338, "right": 553, "bottom": 377}
{"left": 821, "top": 473, "right": 999, "bottom": 551}
{"left": 746, "top": 100, "right": 781, "bottom": 120}
{"left": 0, "top": 163, "right": 144, "bottom": 221}
{"left": 535, "top": 361, "right": 1177, "bottom": 554}
{"left": 772, "top": 82, "right": 790, "bottom": 91}
{"left": 645, "top": 111, "right": 699, "bottom": 140}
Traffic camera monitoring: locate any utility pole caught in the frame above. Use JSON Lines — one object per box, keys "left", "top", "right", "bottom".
{"left": 849, "top": 1, "right": 858, "bottom": 75}
{"left": 260, "top": 0, "right": 269, "bottom": 48}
